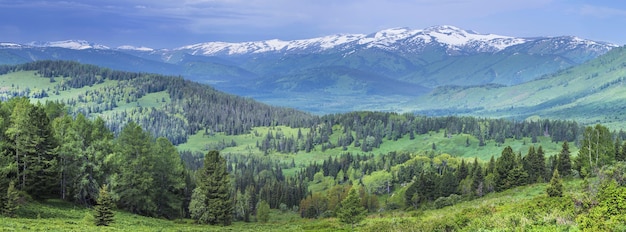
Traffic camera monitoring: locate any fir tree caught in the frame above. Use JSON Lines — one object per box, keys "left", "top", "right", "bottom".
{"left": 337, "top": 188, "right": 367, "bottom": 229}
{"left": 3, "top": 181, "right": 20, "bottom": 217}
{"left": 94, "top": 184, "right": 114, "bottom": 226}
{"left": 546, "top": 169, "right": 563, "bottom": 197}
{"left": 557, "top": 141, "right": 572, "bottom": 177}
{"left": 189, "top": 150, "right": 233, "bottom": 225}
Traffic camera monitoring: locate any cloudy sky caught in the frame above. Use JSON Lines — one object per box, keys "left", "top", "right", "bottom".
{"left": 1, "top": 0, "right": 625, "bottom": 48}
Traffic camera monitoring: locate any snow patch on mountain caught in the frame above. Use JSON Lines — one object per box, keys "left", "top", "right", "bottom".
{"left": 117, "top": 45, "right": 155, "bottom": 51}
{"left": 0, "top": 42, "right": 25, "bottom": 48}
{"left": 28, "top": 40, "right": 109, "bottom": 50}
{"left": 178, "top": 33, "right": 366, "bottom": 55}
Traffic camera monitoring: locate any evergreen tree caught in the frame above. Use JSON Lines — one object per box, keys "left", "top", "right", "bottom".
{"left": 456, "top": 159, "right": 468, "bottom": 180}
{"left": 152, "top": 137, "right": 185, "bottom": 219}
{"left": 557, "top": 141, "right": 572, "bottom": 177}
{"left": 256, "top": 200, "right": 270, "bottom": 223}
{"left": 3, "top": 181, "right": 19, "bottom": 217}
{"left": 546, "top": 169, "right": 563, "bottom": 197}
{"left": 94, "top": 184, "right": 115, "bottom": 226}
{"left": 337, "top": 188, "right": 366, "bottom": 229}
{"left": 495, "top": 146, "right": 514, "bottom": 190}
{"left": 189, "top": 150, "right": 233, "bottom": 225}
{"left": 109, "top": 121, "right": 156, "bottom": 215}
{"left": 619, "top": 140, "right": 626, "bottom": 162}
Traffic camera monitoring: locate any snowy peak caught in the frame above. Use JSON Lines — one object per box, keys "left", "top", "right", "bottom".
{"left": 4, "top": 25, "right": 617, "bottom": 56}
{"left": 28, "top": 40, "right": 109, "bottom": 50}
{"left": 0, "top": 42, "right": 25, "bottom": 48}
{"left": 177, "top": 25, "right": 540, "bottom": 56}
{"left": 117, "top": 45, "right": 155, "bottom": 52}
{"left": 177, "top": 33, "right": 366, "bottom": 56}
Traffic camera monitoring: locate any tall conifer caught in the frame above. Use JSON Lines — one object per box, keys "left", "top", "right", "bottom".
{"left": 190, "top": 150, "right": 233, "bottom": 225}
{"left": 94, "top": 184, "right": 114, "bottom": 226}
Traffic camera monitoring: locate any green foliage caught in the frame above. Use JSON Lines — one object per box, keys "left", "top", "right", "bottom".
{"left": 93, "top": 184, "right": 114, "bottom": 226}
{"left": 3, "top": 181, "right": 20, "bottom": 217}
{"left": 546, "top": 169, "right": 563, "bottom": 197}
{"left": 496, "top": 146, "right": 528, "bottom": 191}
{"left": 558, "top": 141, "right": 573, "bottom": 177}
{"left": 577, "top": 180, "right": 626, "bottom": 231}
{"left": 2, "top": 98, "right": 59, "bottom": 199}
{"left": 109, "top": 121, "right": 157, "bottom": 215}
{"left": 152, "top": 137, "right": 185, "bottom": 219}
{"left": 256, "top": 200, "right": 270, "bottom": 223}
{"left": 190, "top": 151, "right": 233, "bottom": 226}
{"left": 361, "top": 170, "right": 392, "bottom": 195}
{"left": 577, "top": 125, "right": 615, "bottom": 177}
{"left": 337, "top": 188, "right": 367, "bottom": 228}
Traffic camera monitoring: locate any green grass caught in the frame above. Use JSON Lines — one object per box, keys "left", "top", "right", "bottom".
{"left": 1, "top": 179, "right": 585, "bottom": 231}
{"left": 409, "top": 46, "right": 626, "bottom": 129}
{"left": 360, "top": 178, "right": 583, "bottom": 231}
{"left": 177, "top": 126, "right": 577, "bottom": 170}
{"left": 0, "top": 199, "right": 331, "bottom": 232}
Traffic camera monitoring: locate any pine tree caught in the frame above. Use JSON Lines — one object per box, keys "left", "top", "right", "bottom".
{"left": 94, "top": 184, "right": 114, "bottom": 226}
{"left": 337, "top": 188, "right": 366, "bottom": 229}
{"left": 546, "top": 169, "right": 563, "bottom": 197}
{"left": 109, "top": 122, "right": 156, "bottom": 216}
{"left": 3, "top": 181, "right": 20, "bottom": 217}
{"left": 152, "top": 137, "right": 185, "bottom": 219}
{"left": 557, "top": 141, "right": 572, "bottom": 177}
{"left": 256, "top": 200, "right": 270, "bottom": 223}
{"left": 189, "top": 150, "right": 233, "bottom": 225}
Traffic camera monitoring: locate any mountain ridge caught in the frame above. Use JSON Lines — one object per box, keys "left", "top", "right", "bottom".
{"left": 0, "top": 25, "right": 619, "bottom": 114}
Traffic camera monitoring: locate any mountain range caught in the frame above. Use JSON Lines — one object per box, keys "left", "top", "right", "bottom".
{"left": 0, "top": 25, "right": 619, "bottom": 114}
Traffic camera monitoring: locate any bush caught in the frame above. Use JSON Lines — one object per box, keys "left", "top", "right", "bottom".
{"left": 433, "top": 194, "right": 463, "bottom": 209}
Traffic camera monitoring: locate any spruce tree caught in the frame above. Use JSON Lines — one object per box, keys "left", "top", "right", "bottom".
{"left": 557, "top": 141, "right": 572, "bottom": 177}
{"left": 546, "top": 169, "right": 563, "bottom": 197}
{"left": 337, "top": 188, "right": 366, "bottom": 229}
{"left": 189, "top": 150, "right": 233, "bottom": 225}
{"left": 3, "top": 181, "right": 20, "bottom": 217}
{"left": 94, "top": 184, "right": 114, "bottom": 226}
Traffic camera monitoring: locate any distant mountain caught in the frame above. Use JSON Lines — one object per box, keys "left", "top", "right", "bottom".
{"left": 0, "top": 25, "right": 618, "bottom": 114}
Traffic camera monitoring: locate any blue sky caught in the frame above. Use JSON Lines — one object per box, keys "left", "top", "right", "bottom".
{"left": 1, "top": 0, "right": 625, "bottom": 48}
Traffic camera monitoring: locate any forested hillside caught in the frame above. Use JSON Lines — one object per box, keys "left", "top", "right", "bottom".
{"left": 0, "top": 61, "right": 316, "bottom": 145}
{"left": 2, "top": 61, "right": 626, "bottom": 231}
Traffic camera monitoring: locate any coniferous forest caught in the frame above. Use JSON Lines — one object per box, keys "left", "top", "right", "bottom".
{"left": 1, "top": 61, "right": 626, "bottom": 231}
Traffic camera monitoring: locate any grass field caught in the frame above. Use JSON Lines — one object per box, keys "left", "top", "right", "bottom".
{"left": 1, "top": 178, "right": 584, "bottom": 231}
{"left": 177, "top": 126, "right": 577, "bottom": 167}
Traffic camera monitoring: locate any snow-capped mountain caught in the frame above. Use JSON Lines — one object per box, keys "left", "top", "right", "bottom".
{"left": 174, "top": 25, "right": 527, "bottom": 55}
{"left": 28, "top": 40, "right": 109, "bottom": 50}
{"left": 173, "top": 25, "right": 615, "bottom": 57}
{"left": 0, "top": 25, "right": 619, "bottom": 105}
{"left": 10, "top": 25, "right": 616, "bottom": 57}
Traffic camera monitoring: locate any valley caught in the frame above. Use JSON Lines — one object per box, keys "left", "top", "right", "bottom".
{"left": 1, "top": 26, "right": 626, "bottom": 231}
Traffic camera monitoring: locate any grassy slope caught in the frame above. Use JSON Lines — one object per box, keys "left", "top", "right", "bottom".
{"left": 179, "top": 126, "right": 576, "bottom": 167}
{"left": 0, "top": 198, "right": 314, "bottom": 232}
{"left": 360, "top": 179, "right": 583, "bottom": 231}
{"left": 0, "top": 178, "right": 583, "bottom": 231}
{"left": 410, "top": 46, "right": 626, "bottom": 129}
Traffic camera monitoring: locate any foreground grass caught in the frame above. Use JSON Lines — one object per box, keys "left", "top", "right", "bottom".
{"left": 2, "top": 179, "right": 584, "bottom": 231}
{"left": 361, "top": 179, "right": 583, "bottom": 231}
{"left": 0, "top": 199, "right": 351, "bottom": 232}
